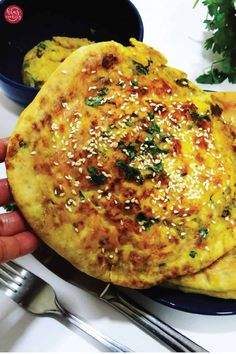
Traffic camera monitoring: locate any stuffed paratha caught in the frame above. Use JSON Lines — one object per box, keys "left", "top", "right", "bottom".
{"left": 22, "top": 36, "right": 93, "bottom": 88}
{"left": 6, "top": 39, "right": 236, "bottom": 288}
{"left": 164, "top": 92, "right": 236, "bottom": 298}
{"left": 165, "top": 247, "right": 236, "bottom": 296}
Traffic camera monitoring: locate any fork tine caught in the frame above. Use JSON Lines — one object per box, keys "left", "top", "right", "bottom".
{"left": 0, "top": 263, "right": 25, "bottom": 284}
{"left": 0, "top": 266, "right": 19, "bottom": 293}
{"left": 0, "top": 262, "right": 35, "bottom": 293}
{"left": 4, "top": 261, "right": 28, "bottom": 278}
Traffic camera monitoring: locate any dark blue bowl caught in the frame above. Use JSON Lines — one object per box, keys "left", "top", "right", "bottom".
{"left": 0, "top": 0, "right": 144, "bottom": 107}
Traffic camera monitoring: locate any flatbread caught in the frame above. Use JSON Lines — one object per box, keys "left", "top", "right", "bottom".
{"left": 164, "top": 92, "right": 236, "bottom": 298}
{"left": 6, "top": 39, "right": 236, "bottom": 288}
{"left": 22, "top": 36, "right": 93, "bottom": 88}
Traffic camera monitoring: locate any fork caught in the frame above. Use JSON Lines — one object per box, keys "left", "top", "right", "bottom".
{"left": 0, "top": 261, "right": 132, "bottom": 352}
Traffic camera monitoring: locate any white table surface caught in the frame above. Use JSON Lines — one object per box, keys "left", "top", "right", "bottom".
{"left": 0, "top": 0, "right": 236, "bottom": 352}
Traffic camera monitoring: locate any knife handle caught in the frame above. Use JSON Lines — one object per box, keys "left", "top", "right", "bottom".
{"left": 101, "top": 285, "right": 208, "bottom": 352}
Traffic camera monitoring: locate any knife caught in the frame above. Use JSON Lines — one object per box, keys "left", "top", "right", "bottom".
{"left": 33, "top": 243, "right": 208, "bottom": 352}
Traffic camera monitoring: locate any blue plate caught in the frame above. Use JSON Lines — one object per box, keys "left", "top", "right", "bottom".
{"left": 141, "top": 286, "right": 236, "bottom": 316}
{"left": 0, "top": 0, "right": 144, "bottom": 106}
{"left": 35, "top": 243, "right": 236, "bottom": 316}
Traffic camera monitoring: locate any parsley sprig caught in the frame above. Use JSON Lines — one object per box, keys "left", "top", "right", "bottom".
{"left": 194, "top": 0, "right": 236, "bottom": 84}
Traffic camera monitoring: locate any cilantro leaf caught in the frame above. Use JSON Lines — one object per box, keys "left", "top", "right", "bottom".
{"left": 195, "top": 0, "right": 236, "bottom": 84}
{"left": 87, "top": 166, "right": 107, "bottom": 185}
{"left": 85, "top": 87, "right": 109, "bottom": 107}
{"left": 116, "top": 160, "right": 144, "bottom": 184}
{"left": 135, "top": 212, "right": 160, "bottom": 231}
{"left": 189, "top": 110, "right": 210, "bottom": 127}
{"left": 145, "top": 161, "right": 164, "bottom": 174}
{"left": 199, "top": 228, "right": 208, "bottom": 239}
{"left": 118, "top": 141, "right": 137, "bottom": 161}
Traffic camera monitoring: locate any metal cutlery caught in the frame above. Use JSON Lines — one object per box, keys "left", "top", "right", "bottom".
{"left": 0, "top": 261, "right": 132, "bottom": 352}
{"left": 34, "top": 244, "right": 208, "bottom": 352}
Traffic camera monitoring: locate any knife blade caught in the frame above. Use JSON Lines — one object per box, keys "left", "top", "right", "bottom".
{"left": 33, "top": 243, "right": 208, "bottom": 352}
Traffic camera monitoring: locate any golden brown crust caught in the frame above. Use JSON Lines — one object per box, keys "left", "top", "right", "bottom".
{"left": 164, "top": 92, "right": 236, "bottom": 298}
{"left": 6, "top": 39, "right": 236, "bottom": 288}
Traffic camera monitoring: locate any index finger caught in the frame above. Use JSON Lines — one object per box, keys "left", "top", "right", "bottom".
{"left": 0, "top": 138, "right": 8, "bottom": 162}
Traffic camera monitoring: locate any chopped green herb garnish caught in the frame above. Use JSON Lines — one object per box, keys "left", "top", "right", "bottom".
{"left": 87, "top": 166, "right": 107, "bottom": 185}
{"left": 124, "top": 113, "right": 138, "bottom": 127}
{"left": 175, "top": 78, "right": 189, "bottom": 87}
{"left": 118, "top": 141, "right": 137, "bottom": 160}
{"left": 116, "top": 160, "right": 144, "bottom": 184}
{"left": 189, "top": 110, "right": 210, "bottom": 127}
{"left": 98, "top": 87, "right": 109, "bottom": 96}
{"left": 148, "top": 112, "right": 154, "bottom": 120}
{"left": 3, "top": 203, "right": 18, "bottom": 212}
{"left": 133, "top": 60, "right": 152, "bottom": 75}
{"left": 24, "top": 72, "right": 43, "bottom": 88}
{"left": 189, "top": 250, "right": 197, "bottom": 258}
{"left": 125, "top": 120, "right": 134, "bottom": 127}
{"left": 145, "top": 161, "right": 164, "bottom": 174}
{"left": 36, "top": 42, "right": 46, "bottom": 58}
{"left": 199, "top": 228, "right": 208, "bottom": 239}
{"left": 38, "top": 41, "right": 46, "bottom": 50}
{"left": 85, "top": 96, "right": 105, "bottom": 107}
{"left": 19, "top": 140, "right": 28, "bottom": 148}
{"left": 79, "top": 191, "right": 85, "bottom": 200}
{"left": 142, "top": 140, "right": 169, "bottom": 158}
{"left": 117, "top": 80, "right": 125, "bottom": 87}
{"left": 146, "top": 121, "right": 170, "bottom": 139}
{"left": 131, "top": 80, "right": 139, "bottom": 86}
{"left": 135, "top": 212, "right": 160, "bottom": 231}
{"left": 85, "top": 87, "right": 109, "bottom": 107}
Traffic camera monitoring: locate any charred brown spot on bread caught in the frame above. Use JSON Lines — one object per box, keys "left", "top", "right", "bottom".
{"left": 7, "top": 135, "right": 27, "bottom": 159}
{"left": 32, "top": 122, "right": 40, "bottom": 132}
{"left": 33, "top": 162, "right": 53, "bottom": 176}
{"left": 102, "top": 54, "right": 118, "bottom": 69}
{"left": 41, "top": 113, "right": 52, "bottom": 127}
{"left": 211, "top": 103, "right": 223, "bottom": 116}
{"left": 171, "top": 138, "right": 182, "bottom": 155}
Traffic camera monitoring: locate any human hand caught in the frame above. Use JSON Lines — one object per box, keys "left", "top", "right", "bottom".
{"left": 0, "top": 138, "right": 38, "bottom": 262}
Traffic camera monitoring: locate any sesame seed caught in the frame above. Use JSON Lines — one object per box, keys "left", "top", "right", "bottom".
{"left": 64, "top": 175, "right": 72, "bottom": 180}
{"left": 62, "top": 102, "right": 70, "bottom": 110}
{"left": 65, "top": 204, "right": 72, "bottom": 212}
{"left": 67, "top": 152, "right": 74, "bottom": 159}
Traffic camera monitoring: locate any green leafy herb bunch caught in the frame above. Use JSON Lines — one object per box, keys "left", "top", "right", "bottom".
{"left": 194, "top": 0, "right": 236, "bottom": 84}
